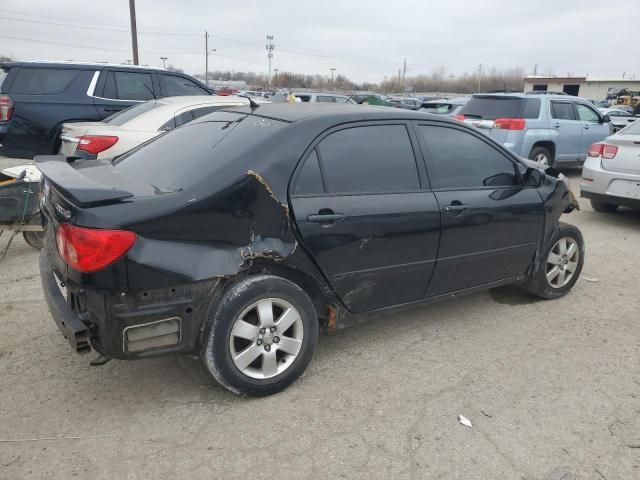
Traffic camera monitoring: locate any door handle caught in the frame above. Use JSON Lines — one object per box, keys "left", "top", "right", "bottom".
{"left": 583, "top": 124, "right": 590, "bottom": 129}
{"left": 307, "top": 213, "right": 345, "bottom": 224}
{"left": 552, "top": 122, "right": 561, "bottom": 128}
{"left": 442, "top": 204, "right": 469, "bottom": 214}
{"left": 104, "top": 108, "right": 124, "bottom": 112}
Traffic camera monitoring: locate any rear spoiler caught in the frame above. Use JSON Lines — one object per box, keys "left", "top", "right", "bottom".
{"left": 35, "top": 155, "right": 133, "bottom": 206}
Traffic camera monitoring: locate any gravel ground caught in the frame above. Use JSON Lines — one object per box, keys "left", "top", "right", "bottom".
{"left": 0, "top": 156, "right": 638, "bottom": 480}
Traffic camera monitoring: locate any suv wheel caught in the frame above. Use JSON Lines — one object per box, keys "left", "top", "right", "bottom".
{"left": 590, "top": 199, "right": 618, "bottom": 213}
{"left": 202, "top": 275, "right": 318, "bottom": 396}
{"left": 529, "top": 146, "right": 553, "bottom": 167}
{"left": 522, "top": 222, "right": 584, "bottom": 300}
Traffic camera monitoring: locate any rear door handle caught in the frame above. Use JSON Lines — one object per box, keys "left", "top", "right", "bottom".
{"left": 442, "top": 204, "right": 469, "bottom": 214}
{"left": 553, "top": 122, "right": 561, "bottom": 128}
{"left": 307, "top": 213, "right": 345, "bottom": 223}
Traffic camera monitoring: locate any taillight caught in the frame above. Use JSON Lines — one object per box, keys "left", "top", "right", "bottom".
{"left": 493, "top": 118, "right": 526, "bottom": 130}
{"left": 77, "top": 135, "right": 119, "bottom": 154}
{"left": 0, "top": 95, "right": 13, "bottom": 121}
{"left": 588, "top": 143, "right": 618, "bottom": 159}
{"left": 453, "top": 114, "right": 465, "bottom": 121}
{"left": 56, "top": 224, "right": 136, "bottom": 273}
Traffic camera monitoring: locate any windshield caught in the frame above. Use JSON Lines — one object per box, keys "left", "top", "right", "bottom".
{"left": 113, "top": 112, "right": 286, "bottom": 190}
{"left": 105, "top": 101, "right": 163, "bottom": 126}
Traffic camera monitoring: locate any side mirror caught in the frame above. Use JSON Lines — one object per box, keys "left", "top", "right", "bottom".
{"left": 601, "top": 114, "right": 611, "bottom": 123}
{"left": 523, "top": 167, "right": 545, "bottom": 188}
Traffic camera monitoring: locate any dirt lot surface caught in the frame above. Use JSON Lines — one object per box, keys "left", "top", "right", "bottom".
{"left": 1, "top": 156, "right": 638, "bottom": 480}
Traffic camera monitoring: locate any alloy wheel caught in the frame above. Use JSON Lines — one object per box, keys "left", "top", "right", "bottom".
{"left": 229, "top": 298, "right": 304, "bottom": 379}
{"left": 546, "top": 237, "right": 579, "bottom": 288}
{"left": 534, "top": 153, "right": 549, "bottom": 166}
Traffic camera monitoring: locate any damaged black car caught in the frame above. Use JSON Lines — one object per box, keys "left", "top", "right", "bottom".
{"left": 37, "top": 103, "right": 583, "bottom": 396}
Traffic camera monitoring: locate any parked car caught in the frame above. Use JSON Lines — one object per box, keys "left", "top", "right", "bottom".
{"left": 238, "top": 90, "right": 271, "bottom": 99}
{"left": 349, "top": 94, "right": 393, "bottom": 107}
{"left": 389, "top": 97, "right": 422, "bottom": 110}
{"left": 292, "top": 92, "right": 352, "bottom": 103}
{"left": 598, "top": 107, "right": 639, "bottom": 133}
{"left": 0, "top": 61, "right": 211, "bottom": 158}
{"left": 580, "top": 119, "right": 640, "bottom": 212}
{"left": 419, "top": 97, "right": 470, "bottom": 115}
{"left": 58, "top": 95, "right": 253, "bottom": 160}
{"left": 456, "top": 93, "right": 612, "bottom": 166}
{"left": 38, "top": 103, "right": 582, "bottom": 396}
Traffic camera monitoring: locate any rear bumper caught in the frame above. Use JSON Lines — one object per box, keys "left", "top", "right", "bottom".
{"left": 580, "top": 156, "right": 640, "bottom": 208}
{"left": 39, "top": 249, "right": 91, "bottom": 353}
{"left": 39, "top": 246, "right": 220, "bottom": 359}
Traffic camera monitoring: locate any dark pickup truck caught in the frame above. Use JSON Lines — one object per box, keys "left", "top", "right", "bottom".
{"left": 0, "top": 61, "right": 211, "bottom": 158}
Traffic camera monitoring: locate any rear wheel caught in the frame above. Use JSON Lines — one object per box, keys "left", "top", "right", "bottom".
{"left": 523, "top": 222, "right": 584, "bottom": 299}
{"left": 22, "top": 231, "right": 44, "bottom": 249}
{"left": 202, "top": 275, "right": 318, "bottom": 396}
{"left": 590, "top": 199, "right": 618, "bottom": 213}
{"left": 529, "top": 146, "right": 553, "bottom": 167}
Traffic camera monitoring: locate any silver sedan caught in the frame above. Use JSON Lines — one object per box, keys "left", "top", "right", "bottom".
{"left": 580, "top": 120, "right": 640, "bottom": 212}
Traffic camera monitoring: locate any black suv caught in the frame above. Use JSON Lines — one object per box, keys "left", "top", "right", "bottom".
{"left": 0, "top": 61, "right": 210, "bottom": 158}
{"left": 37, "top": 104, "right": 583, "bottom": 396}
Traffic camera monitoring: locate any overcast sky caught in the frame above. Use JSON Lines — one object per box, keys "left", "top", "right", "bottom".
{"left": 1, "top": 0, "right": 638, "bottom": 83}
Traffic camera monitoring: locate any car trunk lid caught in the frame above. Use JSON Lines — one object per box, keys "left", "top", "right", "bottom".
{"left": 600, "top": 134, "right": 640, "bottom": 175}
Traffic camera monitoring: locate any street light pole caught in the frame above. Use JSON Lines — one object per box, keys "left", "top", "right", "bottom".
{"left": 274, "top": 68, "right": 279, "bottom": 88}
{"left": 266, "top": 35, "right": 274, "bottom": 87}
{"left": 330, "top": 67, "right": 336, "bottom": 85}
{"left": 128, "top": 0, "right": 139, "bottom": 65}
{"left": 160, "top": 56, "right": 167, "bottom": 69}
{"left": 204, "top": 30, "right": 210, "bottom": 88}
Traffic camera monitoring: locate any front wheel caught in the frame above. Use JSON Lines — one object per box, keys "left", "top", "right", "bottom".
{"left": 202, "top": 275, "right": 318, "bottom": 396}
{"left": 529, "top": 146, "right": 553, "bottom": 167}
{"left": 522, "top": 222, "right": 585, "bottom": 300}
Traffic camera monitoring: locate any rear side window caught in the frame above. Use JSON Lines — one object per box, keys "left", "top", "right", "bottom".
{"left": 114, "top": 113, "right": 286, "bottom": 189}
{"left": 113, "top": 72, "right": 154, "bottom": 100}
{"left": 419, "top": 126, "right": 518, "bottom": 189}
{"left": 551, "top": 101, "right": 576, "bottom": 120}
{"left": 163, "top": 75, "right": 209, "bottom": 96}
{"left": 11, "top": 68, "right": 78, "bottom": 94}
{"left": 316, "top": 96, "right": 336, "bottom": 103}
{"left": 459, "top": 96, "right": 524, "bottom": 120}
{"left": 293, "top": 150, "right": 324, "bottom": 195}
{"left": 522, "top": 98, "right": 541, "bottom": 118}
{"left": 317, "top": 125, "right": 419, "bottom": 194}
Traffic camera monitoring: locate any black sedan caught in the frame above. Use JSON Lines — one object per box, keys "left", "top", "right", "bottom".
{"left": 37, "top": 103, "right": 584, "bottom": 396}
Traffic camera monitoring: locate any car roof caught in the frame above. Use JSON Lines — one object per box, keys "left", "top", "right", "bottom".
{"left": 423, "top": 97, "right": 469, "bottom": 105}
{"left": 472, "top": 92, "right": 592, "bottom": 102}
{"left": 155, "top": 95, "right": 248, "bottom": 108}
{"left": 223, "top": 102, "right": 451, "bottom": 124}
{"left": 0, "top": 60, "right": 167, "bottom": 72}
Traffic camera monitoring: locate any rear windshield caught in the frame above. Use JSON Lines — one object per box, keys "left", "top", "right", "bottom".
{"left": 113, "top": 113, "right": 286, "bottom": 190}
{"left": 10, "top": 68, "right": 79, "bottom": 95}
{"left": 105, "top": 101, "right": 162, "bottom": 126}
{"left": 619, "top": 120, "right": 640, "bottom": 136}
{"left": 460, "top": 96, "right": 540, "bottom": 120}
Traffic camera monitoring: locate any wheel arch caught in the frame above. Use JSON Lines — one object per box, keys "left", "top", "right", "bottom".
{"left": 530, "top": 140, "right": 556, "bottom": 162}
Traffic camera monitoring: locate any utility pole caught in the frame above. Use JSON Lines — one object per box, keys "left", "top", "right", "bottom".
{"left": 266, "top": 35, "right": 275, "bottom": 86}
{"left": 477, "top": 64, "right": 483, "bottom": 92}
{"left": 533, "top": 63, "right": 538, "bottom": 76}
{"left": 402, "top": 58, "right": 407, "bottom": 88}
{"left": 204, "top": 30, "right": 210, "bottom": 88}
{"left": 330, "top": 67, "right": 336, "bottom": 85}
{"left": 274, "top": 68, "right": 279, "bottom": 88}
{"left": 128, "top": 0, "right": 139, "bottom": 65}
{"left": 160, "top": 56, "right": 167, "bottom": 69}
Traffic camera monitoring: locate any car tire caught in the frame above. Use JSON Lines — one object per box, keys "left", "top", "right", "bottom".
{"left": 590, "top": 199, "right": 618, "bottom": 213}
{"left": 522, "top": 222, "right": 585, "bottom": 300}
{"left": 22, "top": 231, "right": 44, "bottom": 249}
{"left": 202, "top": 274, "right": 318, "bottom": 396}
{"left": 529, "top": 146, "right": 553, "bottom": 167}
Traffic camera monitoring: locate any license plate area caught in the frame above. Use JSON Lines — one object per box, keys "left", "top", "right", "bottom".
{"left": 608, "top": 179, "right": 640, "bottom": 200}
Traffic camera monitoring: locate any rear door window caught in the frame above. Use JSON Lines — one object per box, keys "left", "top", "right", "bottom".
{"left": 113, "top": 72, "right": 155, "bottom": 100}
{"left": 551, "top": 101, "right": 577, "bottom": 120}
{"left": 11, "top": 68, "right": 78, "bottom": 94}
{"left": 293, "top": 149, "right": 324, "bottom": 195}
{"left": 163, "top": 74, "right": 209, "bottom": 96}
{"left": 316, "top": 96, "right": 336, "bottom": 103}
{"left": 317, "top": 125, "right": 420, "bottom": 194}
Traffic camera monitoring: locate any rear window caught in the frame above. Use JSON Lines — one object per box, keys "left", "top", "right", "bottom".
{"left": 421, "top": 103, "right": 454, "bottom": 114}
{"left": 460, "top": 96, "right": 540, "bottom": 120}
{"left": 11, "top": 68, "right": 78, "bottom": 95}
{"left": 619, "top": 120, "right": 640, "bottom": 136}
{"left": 113, "top": 113, "right": 286, "bottom": 189}
{"left": 105, "top": 101, "right": 162, "bottom": 126}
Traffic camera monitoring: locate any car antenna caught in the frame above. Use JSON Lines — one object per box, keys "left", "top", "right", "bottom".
{"left": 249, "top": 97, "right": 260, "bottom": 110}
